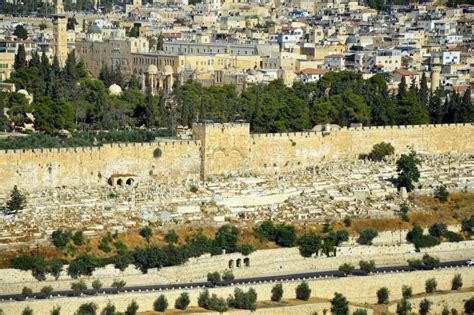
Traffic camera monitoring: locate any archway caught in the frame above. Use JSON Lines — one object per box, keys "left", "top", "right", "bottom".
{"left": 126, "top": 178, "right": 134, "bottom": 186}
{"left": 116, "top": 178, "right": 123, "bottom": 186}
{"left": 228, "top": 260, "right": 234, "bottom": 269}
{"left": 244, "top": 257, "right": 250, "bottom": 267}
{"left": 236, "top": 258, "right": 242, "bottom": 268}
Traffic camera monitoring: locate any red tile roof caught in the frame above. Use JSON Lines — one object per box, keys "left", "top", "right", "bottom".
{"left": 301, "top": 68, "right": 327, "bottom": 75}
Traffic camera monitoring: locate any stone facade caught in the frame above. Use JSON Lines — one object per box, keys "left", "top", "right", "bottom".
{"left": 0, "top": 123, "right": 472, "bottom": 193}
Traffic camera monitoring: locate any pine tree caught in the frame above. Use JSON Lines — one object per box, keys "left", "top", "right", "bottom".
{"left": 14, "top": 44, "right": 27, "bottom": 70}
{"left": 6, "top": 185, "right": 27, "bottom": 215}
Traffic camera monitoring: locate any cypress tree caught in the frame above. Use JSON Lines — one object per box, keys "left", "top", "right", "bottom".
{"left": 40, "top": 50, "right": 50, "bottom": 80}
{"left": 0, "top": 93, "right": 7, "bottom": 131}
{"left": 419, "top": 72, "right": 429, "bottom": 107}
{"left": 461, "top": 89, "right": 474, "bottom": 122}
{"left": 428, "top": 89, "right": 443, "bottom": 124}
{"left": 29, "top": 51, "right": 40, "bottom": 68}
{"left": 14, "top": 44, "right": 27, "bottom": 70}
{"left": 397, "top": 76, "right": 407, "bottom": 102}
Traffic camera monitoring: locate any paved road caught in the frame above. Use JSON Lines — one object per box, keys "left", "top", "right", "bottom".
{"left": 1, "top": 259, "right": 470, "bottom": 302}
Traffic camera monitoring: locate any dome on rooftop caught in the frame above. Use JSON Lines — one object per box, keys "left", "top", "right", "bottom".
{"left": 147, "top": 64, "right": 158, "bottom": 74}
{"left": 164, "top": 65, "right": 173, "bottom": 76}
{"left": 18, "top": 89, "right": 29, "bottom": 96}
{"left": 87, "top": 23, "right": 101, "bottom": 34}
{"left": 345, "top": 35, "right": 357, "bottom": 45}
{"left": 108, "top": 84, "right": 122, "bottom": 96}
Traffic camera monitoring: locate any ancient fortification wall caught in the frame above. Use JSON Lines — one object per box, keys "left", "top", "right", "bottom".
{"left": 250, "top": 123, "right": 474, "bottom": 173}
{"left": 0, "top": 123, "right": 472, "bottom": 192}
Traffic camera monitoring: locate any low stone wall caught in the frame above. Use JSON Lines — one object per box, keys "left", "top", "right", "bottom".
{"left": 0, "top": 240, "right": 473, "bottom": 295}
{"left": 387, "top": 291, "right": 473, "bottom": 313}
{"left": 0, "top": 267, "right": 470, "bottom": 315}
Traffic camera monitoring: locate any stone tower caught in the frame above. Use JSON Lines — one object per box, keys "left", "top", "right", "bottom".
{"left": 56, "top": 0, "right": 64, "bottom": 14}
{"left": 430, "top": 55, "right": 441, "bottom": 92}
{"left": 52, "top": 0, "right": 67, "bottom": 67}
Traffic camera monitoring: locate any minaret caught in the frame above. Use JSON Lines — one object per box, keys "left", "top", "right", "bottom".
{"left": 430, "top": 55, "right": 441, "bottom": 92}
{"left": 56, "top": 0, "right": 64, "bottom": 14}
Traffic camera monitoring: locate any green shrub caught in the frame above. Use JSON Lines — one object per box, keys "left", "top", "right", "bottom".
{"left": 353, "top": 309, "right": 368, "bottom": 315}
{"left": 40, "top": 285, "right": 53, "bottom": 295}
{"left": 175, "top": 292, "right": 190, "bottom": 310}
{"left": 422, "top": 254, "right": 440, "bottom": 270}
{"left": 198, "top": 289, "right": 210, "bottom": 308}
{"left": 237, "top": 243, "right": 255, "bottom": 255}
{"left": 369, "top": 142, "right": 395, "bottom": 161}
{"left": 396, "top": 298, "right": 412, "bottom": 315}
{"left": 444, "top": 231, "right": 464, "bottom": 242}
{"left": 111, "top": 279, "right": 126, "bottom": 290}
{"left": 153, "top": 294, "right": 168, "bottom": 312}
{"left": 91, "top": 279, "right": 102, "bottom": 291}
{"left": 101, "top": 302, "right": 116, "bottom": 315}
{"left": 338, "top": 263, "right": 355, "bottom": 275}
{"left": 358, "top": 228, "right": 378, "bottom": 245}
{"left": 22, "top": 307, "right": 33, "bottom": 315}
{"left": 465, "top": 297, "right": 474, "bottom": 314}
{"left": 189, "top": 185, "right": 198, "bottom": 193}
{"left": 359, "top": 260, "right": 376, "bottom": 274}
{"left": 271, "top": 283, "right": 283, "bottom": 302}
{"left": 125, "top": 300, "right": 139, "bottom": 315}
{"left": 429, "top": 223, "right": 447, "bottom": 238}
{"left": 435, "top": 184, "right": 449, "bottom": 202}
{"left": 21, "top": 286, "right": 33, "bottom": 297}
{"left": 419, "top": 298, "right": 432, "bottom": 315}
{"left": 296, "top": 281, "right": 311, "bottom": 301}
{"left": 72, "top": 231, "right": 84, "bottom": 246}
{"left": 451, "top": 274, "right": 462, "bottom": 290}
{"left": 51, "top": 229, "right": 71, "bottom": 249}
{"left": 330, "top": 292, "right": 349, "bottom": 315}
{"left": 76, "top": 303, "right": 97, "bottom": 315}
{"left": 402, "top": 285, "right": 412, "bottom": 299}
{"left": 425, "top": 278, "right": 437, "bottom": 293}
{"left": 222, "top": 270, "right": 234, "bottom": 282}
{"left": 376, "top": 287, "right": 389, "bottom": 304}
{"left": 207, "top": 271, "right": 221, "bottom": 286}
{"left": 230, "top": 288, "right": 257, "bottom": 311}
{"left": 343, "top": 216, "right": 352, "bottom": 227}
{"left": 71, "top": 279, "right": 87, "bottom": 295}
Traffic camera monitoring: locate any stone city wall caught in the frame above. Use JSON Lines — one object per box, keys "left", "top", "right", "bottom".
{"left": 250, "top": 123, "right": 474, "bottom": 174}
{"left": 0, "top": 267, "right": 470, "bottom": 315}
{"left": 0, "top": 123, "right": 472, "bottom": 192}
{"left": 0, "top": 140, "right": 201, "bottom": 193}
